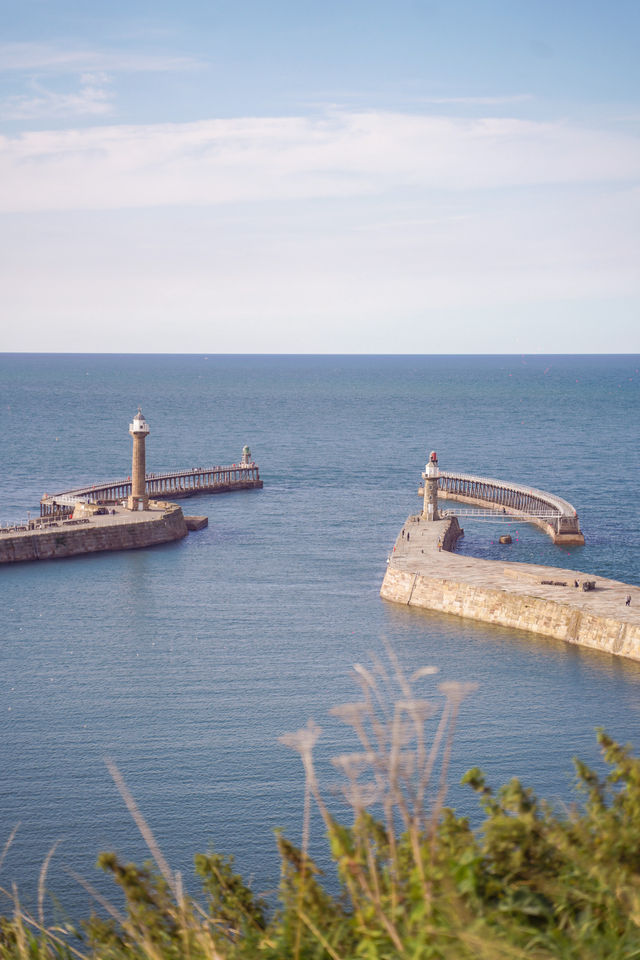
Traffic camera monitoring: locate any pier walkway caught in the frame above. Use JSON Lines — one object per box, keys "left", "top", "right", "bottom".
{"left": 40, "top": 462, "right": 262, "bottom": 518}
{"left": 381, "top": 515, "right": 640, "bottom": 661}
{"left": 419, "top": 470, "right": 584, "bottom": 544}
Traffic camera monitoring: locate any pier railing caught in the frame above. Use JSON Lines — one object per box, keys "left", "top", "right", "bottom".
{"left": 41, "top": 463, "right": 262, "bottom": 517}
{"left": 420, "top": 470, "right": 583, "bottom": 541}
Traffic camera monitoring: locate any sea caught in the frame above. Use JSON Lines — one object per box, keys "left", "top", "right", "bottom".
{"left": 1, "top": 353, "right": 639, "bottom": 919}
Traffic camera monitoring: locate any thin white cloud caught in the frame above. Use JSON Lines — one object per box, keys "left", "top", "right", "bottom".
{"left": 3, "top": 74, "right": 114, "bottom": 119}
{"left": 420, "top": 94, "right": 535, "bottom": 105}
{"left": 1, "top": 172, "right": 638, "bottom": 351}
{"left": 0, "top": 41, "right": 199, "bottom": 74}
{"left": 0, "top": 110, "right": 638, "bottom": 213}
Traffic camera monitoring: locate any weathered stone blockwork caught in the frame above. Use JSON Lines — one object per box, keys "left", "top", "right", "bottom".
{"left": 381, "top": 513, "right": 640, "bottom": 662}
{"left": 381, "top": 567, "right": 640, "bottom": 660}
{"left": 0, "top": 507, "right": 187, "bottom": 564}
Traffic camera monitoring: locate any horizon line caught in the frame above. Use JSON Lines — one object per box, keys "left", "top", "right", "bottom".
{"left": 2, "top": 351, "right": 640, "bottom": 359}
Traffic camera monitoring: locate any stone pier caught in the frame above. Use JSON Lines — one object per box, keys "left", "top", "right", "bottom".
{"left": 0, "top": 502, "right": 190, "bottom": 564}
{"left": 381, "top": 514, "right": 640, "bottom": 661}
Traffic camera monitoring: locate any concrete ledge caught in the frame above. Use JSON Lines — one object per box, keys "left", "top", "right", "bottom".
{"left": 184, "top": 515, "right": 208, "bottom": 531}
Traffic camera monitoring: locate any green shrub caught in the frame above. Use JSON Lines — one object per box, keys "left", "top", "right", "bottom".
{"left": 2, "top": 654, "right": 640, "bottom": 959}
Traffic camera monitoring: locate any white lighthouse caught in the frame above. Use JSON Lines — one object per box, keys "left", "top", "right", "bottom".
{"left": 422, "top": 450, "right": 440, "bottom": 521}
{"left": 128, "top": 408, "right": 150, "bottom": 511}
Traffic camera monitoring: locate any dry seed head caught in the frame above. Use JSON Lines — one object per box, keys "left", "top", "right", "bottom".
{"left": 342, "top": 782, "right": 380, "bottom": 810}
{"left": 331, "top": 752, "right": 378, "bottom": 777}
{"left": 437, "top": 681, "right": 478, "bottom": 706}
{"left": 278, "top": 719, "right": 322, "bottom": 761}
{"left": 329, "top": 702, "right": 370, "bottom": 726}
{"left": 353, "top": 664, "right": 377, "bottom": 690}
{"left": 397, "top": 699, "right": 436, "bottom": 726}
{"left": 410, "top": 666, "right": 439, "bottom": 682}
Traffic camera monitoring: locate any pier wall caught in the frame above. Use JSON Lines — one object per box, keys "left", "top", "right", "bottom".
{"left": 381, "top": 567, "right": 640, "bottom": 660}
{"left": 381, "top": 513, "right": 640, "bottom": 662}
{"left": 0, "top": 505, "right": 187, "bottom": 564}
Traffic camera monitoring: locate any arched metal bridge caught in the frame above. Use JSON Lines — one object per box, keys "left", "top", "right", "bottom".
{"left": 420, "top": 470, "right": 584, "bottom": 544}
{"left": 40, "top": 463, "right": 262, "bottom": 518}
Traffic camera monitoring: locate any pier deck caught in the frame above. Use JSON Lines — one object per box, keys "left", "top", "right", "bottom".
{"left": 382, "top": 515, "right": 640, "bottom": 660}
{"left": 0, "top": 502, "right": 195, "bottom": 563}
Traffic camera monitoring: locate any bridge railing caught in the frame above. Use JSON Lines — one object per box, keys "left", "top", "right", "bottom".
{"left": 437, "top": 471, "right": 577, "bottom": 518}
{"left": 45, "top": 463, "right": 259, "bottom": 501}
{"left": 440, "top": 507, "right": 562, "bottom": 520}
{"left": 422, "top": 470, "right": 583, "bottom": 540}
{"left": 41, "top": 463, "right": 262, "bottom": 516}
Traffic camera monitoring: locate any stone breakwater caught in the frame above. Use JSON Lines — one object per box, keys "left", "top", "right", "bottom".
{"left": 380, "top": 515, "right": 640, "bottom": 662}
{"left": 0, "top": 503, "right": 190, "bottom": 564}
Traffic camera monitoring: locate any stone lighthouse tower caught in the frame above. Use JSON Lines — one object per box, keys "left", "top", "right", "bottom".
{"left": 422, "top": 450, "right": 440, "bottom": 521}
{"left": 128, "top": 408, "right": 150, "bottom": 511}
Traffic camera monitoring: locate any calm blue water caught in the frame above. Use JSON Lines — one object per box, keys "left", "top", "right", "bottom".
{"left": 1, "top": 354, "right": 640, "bottom": 918}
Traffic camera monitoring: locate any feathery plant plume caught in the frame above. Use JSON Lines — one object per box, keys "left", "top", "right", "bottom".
{"left": 38, "top": 839, "right": 63, "bottom": 927}
{"left": 5, "top": 651, "right": 640, "bottom": 958}
{"left": 279, "top": 648, "right": 477, "bottom": 955}
{"left": 105, "top": 757, "right": 179, "bottom": 902}
{"left": 0, "top": 825, "right": 20, "bottom": 877}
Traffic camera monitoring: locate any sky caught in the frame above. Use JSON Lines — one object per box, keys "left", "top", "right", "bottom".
{"left": 1, "top": 0, "right": 639, "bottom": 353}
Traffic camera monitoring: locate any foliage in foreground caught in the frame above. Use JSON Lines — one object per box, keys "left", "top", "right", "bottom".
{"left": 3, "top": 654, "right": 640, "bottom": 959}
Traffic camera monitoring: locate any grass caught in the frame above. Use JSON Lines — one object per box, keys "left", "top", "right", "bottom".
{"left": 2, "top": 647, "right": 640, "bottom": 958}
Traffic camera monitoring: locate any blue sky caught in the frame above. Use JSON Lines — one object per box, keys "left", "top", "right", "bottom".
{"left": 1, "top": 0, "right": 639, "bottom": 352}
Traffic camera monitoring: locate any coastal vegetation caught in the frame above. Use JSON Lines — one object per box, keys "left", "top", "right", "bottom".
{"left": 3, "top": 652, "right": 640, "bottom": 959}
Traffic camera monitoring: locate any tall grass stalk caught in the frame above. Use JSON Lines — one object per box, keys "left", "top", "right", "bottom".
{"left": 2, "top": 651, "right": 640, "bottom": 958}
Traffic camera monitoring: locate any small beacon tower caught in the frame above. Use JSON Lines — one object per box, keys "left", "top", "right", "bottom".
{"left": 422, "top": 450, "right": 440, "bottom": 521}
{"left": 241, "top": 445, "right": 252, "bottom": 466}
{"left": 128, "top": 408, "right": 150, "bottom": 511}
